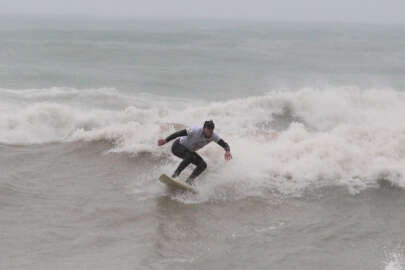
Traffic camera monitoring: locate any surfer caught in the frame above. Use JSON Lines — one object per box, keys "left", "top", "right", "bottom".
{"left": 157, "top": 120, "right": 232, "bottom": 185}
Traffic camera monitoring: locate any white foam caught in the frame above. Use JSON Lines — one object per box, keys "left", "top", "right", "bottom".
{"left": 384, "top": 251, "right": 404, "bottom": 270}
{"left": 2, "top": 86, "right": 405, "bottom": 196}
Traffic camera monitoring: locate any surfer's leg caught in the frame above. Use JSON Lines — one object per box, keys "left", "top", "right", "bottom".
{"left": 173, "top": 151, "right": 194, "bottom": 177}
{"left": 186, "top": 153, "right": 207, "bottom": 185}
{"left": 171, "top": 139, "right": 193, "bottom": 177}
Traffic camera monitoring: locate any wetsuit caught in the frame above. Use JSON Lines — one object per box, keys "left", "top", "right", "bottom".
{"left": 165, "top": 125, "right": 230, "bottom": 184}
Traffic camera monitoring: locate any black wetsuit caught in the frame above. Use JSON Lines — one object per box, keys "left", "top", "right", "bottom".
{"left": 165, "top": 129, "right": 230, "bottom": 184}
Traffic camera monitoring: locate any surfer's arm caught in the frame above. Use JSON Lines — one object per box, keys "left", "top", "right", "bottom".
{"left": 217, "top": 139, "right": 232, "bottom": 160}
{"left": 158, "top": 129, "right": 188, "bottom": 146}
{"left": 217, "top": 139, "right": 230, "bottom": 152}
{"left": 164, "top": 129, "right": 188, "bottom": 143}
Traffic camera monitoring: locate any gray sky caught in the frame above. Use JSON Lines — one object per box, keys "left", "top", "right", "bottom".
{"left": 1, "top": 0, "right": 404, "bottom": 24}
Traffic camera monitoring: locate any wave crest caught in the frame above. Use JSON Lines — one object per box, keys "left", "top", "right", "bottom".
{"left": 2, "top": 86, "right": 405, "bottom": 194}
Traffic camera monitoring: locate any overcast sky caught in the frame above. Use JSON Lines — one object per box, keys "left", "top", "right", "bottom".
{"left": 1, "top": 0, "right": 404, "bottom": 24}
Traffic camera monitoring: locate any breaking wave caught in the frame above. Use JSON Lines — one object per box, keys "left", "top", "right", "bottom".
{"left": 2, "top": 86, "right": 405, "bottom": 195}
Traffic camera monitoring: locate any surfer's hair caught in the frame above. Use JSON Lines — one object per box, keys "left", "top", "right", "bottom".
{"left": 203, "top": 120, "right": 215, "bottom": 130}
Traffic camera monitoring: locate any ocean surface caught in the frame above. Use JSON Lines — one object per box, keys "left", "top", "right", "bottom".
{"left": 1, "top": 16, "right": 405, "bottom": 269}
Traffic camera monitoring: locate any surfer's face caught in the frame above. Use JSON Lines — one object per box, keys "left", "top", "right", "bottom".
{"left": 203, "top": 127, "right": 213, "bottom": 138}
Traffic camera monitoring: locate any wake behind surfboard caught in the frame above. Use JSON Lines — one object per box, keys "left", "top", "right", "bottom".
{"left": 159, "top": 174, "right": 198, "bottom": 194}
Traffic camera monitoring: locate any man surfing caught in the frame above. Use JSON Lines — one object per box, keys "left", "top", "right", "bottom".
{"left": 157, "top": 120, "right": 232, "bottom": 185}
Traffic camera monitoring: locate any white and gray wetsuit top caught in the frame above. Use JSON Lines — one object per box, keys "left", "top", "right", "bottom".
{"left": 179, "top": 125, "right": 221, "bottom": 152}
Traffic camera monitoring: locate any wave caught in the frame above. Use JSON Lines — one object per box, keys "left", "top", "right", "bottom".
{"left": 2, "top": 86, "right": 405, "bottom": 195}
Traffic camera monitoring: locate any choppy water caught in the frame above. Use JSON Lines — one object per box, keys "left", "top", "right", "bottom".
{"left": 1, "top": 16, "right": 405, "bottom": 269}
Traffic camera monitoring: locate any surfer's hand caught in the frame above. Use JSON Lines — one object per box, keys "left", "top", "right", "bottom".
{"left": 158, "top": 139, "right": 167, "bottom": 146}
{"left": 225, "top": 151, "right": 232, "bottom": 161}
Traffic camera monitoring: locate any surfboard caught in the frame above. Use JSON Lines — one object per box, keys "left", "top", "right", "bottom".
{"left": 159, "top": 174, "right": 198, "bottom": 194}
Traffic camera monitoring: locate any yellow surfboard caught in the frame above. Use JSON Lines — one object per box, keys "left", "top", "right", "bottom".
{"left": 159, "top": 174, "right": 198, "bottom": 194}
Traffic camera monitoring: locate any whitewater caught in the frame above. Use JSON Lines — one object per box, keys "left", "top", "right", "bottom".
{"left": 2, "top": 86, "right": 405, "bottom": 196}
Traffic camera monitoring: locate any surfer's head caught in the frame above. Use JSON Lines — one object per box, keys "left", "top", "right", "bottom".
{"left": 203, "top": 120, "right": 215, "bottom": 138}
